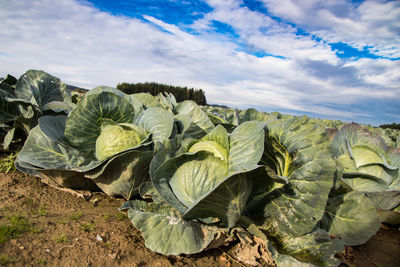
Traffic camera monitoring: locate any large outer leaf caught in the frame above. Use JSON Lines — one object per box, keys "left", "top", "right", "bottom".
{"left": 64, "top": 88, "right": 136, "bottom": 153}
{"left": 85, "top": 149, "right": 153, "bottom": 199}
{"left": 173, "top": 114, "right": 192, "bottom": 136}
{"left": 86, "top": 86, "right": 144, "bottom": 113}
{"left": 0, "top": 89, "right": 19, "bottom": 122}
{"left": 156, "top": 92, "right": 177, "bottom": 111}
{"left": 273, "top": 254, "right": 315, "bottom": 267}
{"left": 130, "top": 93, "right": 161, "bottom": 108}
{"left": 183, "top": 168, "right": 260, "bottom": 227}
{"left": 239, "top": 108, "right": 274, "bottom": 123}
{"left": 321, "top": 191, "right": 380, "bottom": 246}
{"left": 154, "top": 152, "right": 228, "bottom": 213}
{"left": 120, "top": 200, "right": 218, "bottom": 255}
{"left": 332, "top": 124, "right": 399, "bottom": 193}
{"left": 14, "top": 70, "right": 71, "bottom": 111}
{"left": 16, "top": 124, "right": 96, "bottom": 171}
{"left": 136, "top": 107, "right": 174, "bottom": 143}
{"left": 38, "top": 115, "right": 67, "bottom": 143}
{"left": 276, "top": 230, "right": 344, "bottom": 266}
{"left": 388, "top": 151, "right": 400, "bottom": 190}
{"left": 174, "top": 101, "right": 214, "bottom": 138}
{"left": 341, "top": 160, "right": 396, "bottom": 192}
{"left": 204, "top": 106, "right": 240, "bottom": 126}
{"left": 249, "top": 117, "right": 336, "bottom": 238}
{"left": 331, "top": 123, "right": 387, "bottom": 157}
{"left": 0, "top": 74, "right": 17, "bottom": 92}
{"left": 149, "top": 135, "right": 190, "bottom": 179}
{"left": 41, "top": 101, "right": 73, "bottom": 113}
{"left": 366, "top": 191, "right": 400, "bottom": 210}
{"left": 228, "top": 121, "right": 264, "bottom": 172}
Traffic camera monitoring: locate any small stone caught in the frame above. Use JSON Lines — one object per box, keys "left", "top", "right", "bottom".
{"left": 45, "top": 249, "right": 50, "bottom": 253}
{"left": 19, "top": 246, "right": 24, "bottom": 250}
{"left": 108, "top": 252, "right": 117, "bottom": 259}
{"left": 96, "top": 234, "right": 103, "bottom": 242}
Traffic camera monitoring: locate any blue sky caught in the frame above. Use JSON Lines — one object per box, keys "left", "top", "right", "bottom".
{"left": 0, "top": 0, "right": 399, "bottom": 125}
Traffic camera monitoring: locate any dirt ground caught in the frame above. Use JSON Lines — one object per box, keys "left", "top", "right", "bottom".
{"left": 0, "top": 171, "right": 399, "bottom": 267}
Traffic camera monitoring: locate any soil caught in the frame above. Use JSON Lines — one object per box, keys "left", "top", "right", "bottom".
{"left": 1, "top": 171, "right": 399, "bottom": 267}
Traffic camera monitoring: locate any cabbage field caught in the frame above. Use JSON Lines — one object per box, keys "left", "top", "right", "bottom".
{"left": 1, "top": 70, "right": 400, "bottom": 266}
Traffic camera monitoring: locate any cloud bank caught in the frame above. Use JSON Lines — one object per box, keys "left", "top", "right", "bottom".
{"left": 0, "top": 0, "right": 399, "bottom": 125}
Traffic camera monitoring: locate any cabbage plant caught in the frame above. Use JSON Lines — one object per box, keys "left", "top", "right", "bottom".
{"left": 331, "top": 123, "right": 399, "bottom": 193}
{"left": 242, "top": 116, "right": 344, "bottom": 266}
{"left": 203, "top": 106, "right": 280, "bottom": 128}
{"left": 0, "top": 70, "right": 74, "bottom": 149}
{"left": 131, "top": 92, "right": 215, "bottom": 139}
{"left": 323, "top": 123, "right": 400, "bottom": 245}
{"left": 122, "top": 121, "right": 266, "bottom": 255}
{"left": 15, "top": 87, "right": 174, "bottom": 198}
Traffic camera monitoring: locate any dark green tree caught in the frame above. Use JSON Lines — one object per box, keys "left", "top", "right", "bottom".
{"left": 116, "top": 82, "right": 207, "bottom": 105}
{"left": 379, "top": 123, "right": 400, "bottom": 130}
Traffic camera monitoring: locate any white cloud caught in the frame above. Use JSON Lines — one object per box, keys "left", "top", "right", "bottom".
{"left": 0, "top": 0, "right": 398, "bottom": 125}
{"left": 344, "top": 58, "right": 400, "bottom": 89}
{"left": 261, "top": 0, "right": 400, "bottom": 58}
{"left": 194, "top": 0, "right": 340, "bottom": 63}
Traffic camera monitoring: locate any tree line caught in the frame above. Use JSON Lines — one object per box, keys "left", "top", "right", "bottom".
{"left": 116, "top": 82, "right": 207, "bottom": 105}
{"left": 379, "top": 123, "right": 400, "bottom": 130}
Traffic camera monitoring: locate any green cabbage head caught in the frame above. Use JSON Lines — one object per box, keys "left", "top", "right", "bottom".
{"left": 95, "top": 123, "right": 148, "bottom": 161}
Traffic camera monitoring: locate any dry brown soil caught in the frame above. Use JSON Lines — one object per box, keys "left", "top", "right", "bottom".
{"left": 0, "top": 172, "right": 399, "bottom": 267}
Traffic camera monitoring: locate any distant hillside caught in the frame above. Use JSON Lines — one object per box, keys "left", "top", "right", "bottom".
{"left": 66, "top": 84, "right": 88, "bottom": 95}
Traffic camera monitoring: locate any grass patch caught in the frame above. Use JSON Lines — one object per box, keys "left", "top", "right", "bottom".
{"left": 57, "top": 218, "right": 68, "bottom": 225}
{"left": 22, "top": 198, "right": 36, "bottom": 207}
{"left": 0, "top": 214, "right": 40, "bottom": 243}
{"left": 38, "top": 205, "right": 47, "bottom": 217}
{"left": 115, "top": 212, "right": 127, "bottom": 221}
{"left": 0, "top": 255, "right": 18, "bottom": 265}
{"left": 103, "top": 242, "right": 112, "bottom": 249}
{"left": 79, "top": 222, "right": 95, "bottom": 232}
{"left": 0, "top": 206, "right": 9, "bottom": 212}
{"left": 54, "top": 233, "right": 69, "bottom": 243}
{"left": 69, "top": 212, "right": 83, "bottom": 221}
{"left": 0, "top": 153, "right": 17, "bottom": 174}
{"left": 101, "top": 213, "right": 112, "bottom": 220}
{"left": 36, "top": 258, "right": 46, "bottom": 265}
{"left": 102, "top": 213, "right": 126, "bottom": 221}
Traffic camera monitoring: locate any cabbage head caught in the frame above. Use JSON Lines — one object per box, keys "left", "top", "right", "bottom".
{"left": 95, "top": 123, "right": 148, "bottom": 161}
